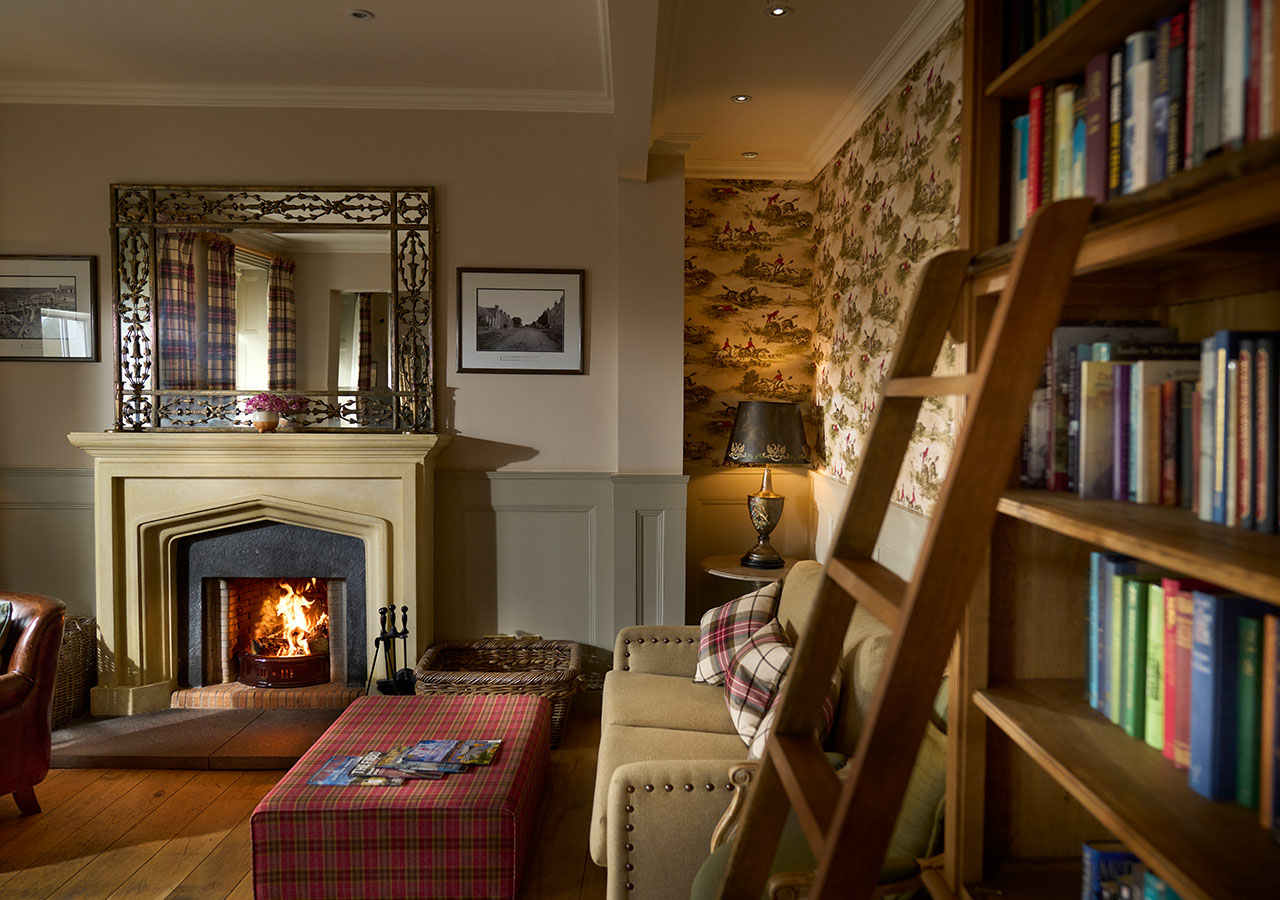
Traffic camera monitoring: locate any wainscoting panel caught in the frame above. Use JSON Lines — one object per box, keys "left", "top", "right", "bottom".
{"left": 435, "top": 472, "right": 689, "bottom": 654}
{"left": 809, "top": 469, "right": 930, "bottom": 580}
{"left": 0, "top": 467, "right": 95, "bottom": 615}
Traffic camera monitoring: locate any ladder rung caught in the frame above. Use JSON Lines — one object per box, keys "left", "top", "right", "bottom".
{"left": 882, "top": 374, "right": 977, "bottom": 398}
{"left": 826, "top": 556, "right": 905, "bottom": 628}
{"left": 768, "top": 734, "right": 839, "bottom": 853}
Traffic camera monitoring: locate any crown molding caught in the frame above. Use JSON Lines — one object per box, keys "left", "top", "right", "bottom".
{"left": 802, "top": 0, "right": 962, "bottom": 178}
{"left": 0, "top": 80, "right": 614, "bottom": 113}
{"left": 683, "top": 156, "right": 812, "bottom": 180}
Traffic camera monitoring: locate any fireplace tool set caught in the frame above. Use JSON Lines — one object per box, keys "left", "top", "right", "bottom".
{"left": 368, "top": 605, "right": 416, "bottom": 695}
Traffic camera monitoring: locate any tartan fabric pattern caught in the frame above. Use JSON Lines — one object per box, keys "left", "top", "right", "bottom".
{"left": 267, "top": 256, "right": 296, "bottom": 390}
{"left": 357, "top": 292, "right": 374, "bottom": 390}
{"left": 693, "top": 580, "right": 781, "bottom": 685}
{"left": 724, "top": 619, "right": 792, "bottom": 744}
{"left": 205, "top": 239, "right": 237, "bottom": 390}
{"left": 251, "top": 693, "right": 550, "bottom": 900}
{"left": 157, "top": 231, "right": 196, "bottom": 390}
{"left": 748, "top": 666, "right": 841, "bottom": 760}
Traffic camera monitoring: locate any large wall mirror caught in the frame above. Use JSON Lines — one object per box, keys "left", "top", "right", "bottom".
{"left": 110, "top": 185, "right": 434, "bottom": 432}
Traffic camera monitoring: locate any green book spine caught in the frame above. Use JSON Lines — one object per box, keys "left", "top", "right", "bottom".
{"left": 1122, "top": 578, "right": 1151, "bottom": 737}
{"left": 1238, "top": 615, "right": 1263, "bottom": 808}
{"left": 1109, "top": 574, "right": 1127, "bottom": 725}
{"left": 1145, "top": 585, "right": 1165, "bottom": 749}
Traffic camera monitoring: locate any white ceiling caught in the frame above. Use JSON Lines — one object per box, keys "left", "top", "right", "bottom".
{"left": 0, "top": 0, "right": 959, "bottom": 180}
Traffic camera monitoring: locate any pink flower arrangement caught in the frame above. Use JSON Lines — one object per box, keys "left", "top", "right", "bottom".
{"left": 245, "top": 392, "right": 306, "bottom": 414}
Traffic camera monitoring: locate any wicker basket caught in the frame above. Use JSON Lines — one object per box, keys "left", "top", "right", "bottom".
{"left": 414, "top": 639, "right": 582, "bottom": 748}
{"left": 52, "top": 615, "right": 97, "bottom": 728}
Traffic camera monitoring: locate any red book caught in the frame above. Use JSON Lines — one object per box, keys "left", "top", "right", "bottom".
{"left": 1028, "top": 85, "right": 1046, "bottom": 216}
{"left": 1161, "top": 380, "right": 1180, "bottom": 506}
{"left": 1162, "top": 576, "right": 1218, "bottom": 768}
{"left": 1248, "top": 0, "right": 1264, "bottom": 142}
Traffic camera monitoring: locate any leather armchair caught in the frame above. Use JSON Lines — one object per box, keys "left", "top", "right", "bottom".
{"left": 1, "top": 591, "right": 66, "bottom": 815}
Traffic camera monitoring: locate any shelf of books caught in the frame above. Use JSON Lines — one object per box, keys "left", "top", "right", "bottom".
{"left": 974, "top": 679, "right": 1280, "bottom": 900}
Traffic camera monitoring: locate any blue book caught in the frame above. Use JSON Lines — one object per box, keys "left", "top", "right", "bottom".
{"left": 1151, "top": 18, "right": 1172, "bottom": 187}
{"left": 1113, "top": 364, "right": 1132, "bottom": 500}
{"left": 1082, "top": 840, "right": 1139, "bottom": 900}
{"left": 1189, "top": 590, "right": 1269, "bottom": 799}
{"left": 1011, "top": 114, "right": 1031, "bottom": 239}
{"left": 1142, "top": 869, "right": 1183, "bottom": 899}
{"left": 1123, "top": 31, "right": 1156, "bottom": 194}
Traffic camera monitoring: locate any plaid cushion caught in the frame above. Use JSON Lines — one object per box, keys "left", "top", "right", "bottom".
{"left": 694, "top": 580, "right": 781, "bottom": 685}
{"left": 724, "top": 619, "right": 792, "bottom": 745}
{"left": 748, "top": 667, "right": 841, "bottom": 760}
{"left": 251, "top": 693, "right": 550, "bottom": 900}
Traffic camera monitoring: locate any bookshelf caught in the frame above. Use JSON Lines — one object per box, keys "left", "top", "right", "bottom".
{"left": 942, "top": 2, "right": 1280, "bottom": 899}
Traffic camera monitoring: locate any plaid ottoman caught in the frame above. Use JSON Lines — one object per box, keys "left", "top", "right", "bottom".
{"left": 251, "top": 693, "right": 551, "bottom": 900}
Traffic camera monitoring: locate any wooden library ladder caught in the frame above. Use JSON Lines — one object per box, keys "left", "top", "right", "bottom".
{"left": 713, "top": 197, "right": 1095, "bottom": 900}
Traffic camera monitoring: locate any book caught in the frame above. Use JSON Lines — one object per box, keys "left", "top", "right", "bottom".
{"left": 1186, "top": 0, "right": 1200, "bottom": 168}
{"left": 1123, "top": 576, "right": 1160, "bottom": 736}
{"left": 1029, "top": 84, "right": 1047, "bottom": 217}
{"left": 1144, "top": 583, "right": 1166, "bottom": 749}
{"left": 1264, "top": 0, "right": 1277, "bottom": 138}
{"left": 1082, "top": 840, "right": 1140, "bottom": 900}
{"left": 1238, "top": 615, "right": 1263, "bottom": 807}
{"left": 1179, "top": 381, "right": 1197, "bottom": 509}
{"left": 1195, "top": 0, "right": 1226, "bottom": 162}
{"left": 1090, "top": 551, "right": 1106, "bottom": 710}
{"left": 1142, "top": 869, "right": 1184, "bottom": 899}
{"left": 1099, "top": 555, "right": 1154, "bottom": 720}
{"left": 1056, "top": 83, "right": 1081, "bottom": 199}
{"left": 307, "top": 754, "right": 406, "bottom": 787}
{"left": 1072, "top": 94, "right": 1088, "bottom": 197}
{"left": 1085, "top": 52, "right": 1110, "bottom": 202}
{"left": 398, "top": 738, "right": 461, "bottom": 764}
{"left": 1011, "top": 114, "right": 1031, "bottom": 239}
{"left": 1212, "top": 332, "right": 1276, "bottom": 522}
{"left": 1239, "top": 339, "right": 1258, "bottom": 529}
{"left": 1189, "top": 589, "right": 1269, "bottom": 799}
{"left": 1223, "top": 0, "right": 1249, "bottom": 149}
{"left": 1167, "top": 12, "right": 1189, "bottom": 177}
{"left": 1256, "top": 335, "right": 1278, "bottom": 531}
{"left": 1132, "top": 360, "right": 1201, "bottom": 503}
{"left": 1248, "top": 0, "right": 1265, "bottom": 141}
{"left": 1080, "top": 361, "right": 1118, "bottom": 499}
{"left": 1113, "top": 364, "right": 1132, "bottom": 500}
{"left": 1261, "top": 614, "right": 1278, "bottom": 829}
{"left": 1124, "top": 31, "right": 1157, "bottom": 193}
{"left": 1199, "top": 335, "right": 1218, "bottom": 521}
{"left": 1110, "top": 49, "right": 1125, "bottom": 196}
{"left": 1041, "top": 78, "right": 1057, "bottom": 209}
{"left": 1226, "top": 358, "right": 1240, "bottom": 526}
{"left": 1091, "top": 342, "right": 1200, "bottom": 362}
{"left": 1162, "top": 577, "right": 1217, "bottom": 768}
{"left": 1152, "top": 18, "right": 1174, "bottom": 186}
{"left": 1159, "top": 380, "right": 1180, "bottom": 506}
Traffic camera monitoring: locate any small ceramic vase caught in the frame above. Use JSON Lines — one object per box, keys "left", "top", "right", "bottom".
{"left": 252, "top": 410, "right": 280, "bottom": 433}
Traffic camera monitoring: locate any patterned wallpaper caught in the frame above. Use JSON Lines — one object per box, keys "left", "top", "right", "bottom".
{"left": 684, "top": 17, "right": 964, "bottom": 517}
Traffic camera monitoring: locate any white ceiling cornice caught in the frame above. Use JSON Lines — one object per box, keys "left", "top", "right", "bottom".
{"left": 684, "top": 156, "right": 812, "bottom": 181}
{"left": 0, "top": 81, "right": 614, "bottom": 114}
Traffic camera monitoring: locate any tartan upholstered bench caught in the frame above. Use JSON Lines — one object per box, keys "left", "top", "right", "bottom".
{"left": 251, "top": 693, "right": 551, "bottom": 900}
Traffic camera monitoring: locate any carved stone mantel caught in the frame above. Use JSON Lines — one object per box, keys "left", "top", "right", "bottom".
{"left": 68, "top": 432, "right": 449, "bottom": 716}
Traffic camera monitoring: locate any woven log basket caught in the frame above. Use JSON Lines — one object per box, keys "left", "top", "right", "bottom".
{"left": 414, "top": 638, "right": 582, "bottom": 748}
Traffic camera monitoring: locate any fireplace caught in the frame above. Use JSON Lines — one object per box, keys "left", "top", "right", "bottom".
{"left": 229, "top": 577, "right": 331, "bottom": 687}
{"left": 68, "top": 432, "right": 448, "bottom": 716}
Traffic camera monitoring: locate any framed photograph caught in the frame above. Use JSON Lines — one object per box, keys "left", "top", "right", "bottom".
{"left": 457, "top": 267, "right": 584, "bottom": 374}
{"left": 0, "top": 256, "right": 98, "bottom": 361}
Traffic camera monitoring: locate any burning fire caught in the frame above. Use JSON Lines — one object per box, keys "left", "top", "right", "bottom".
{"left": 254, "top": 578, "right": 329, "bottom": 657}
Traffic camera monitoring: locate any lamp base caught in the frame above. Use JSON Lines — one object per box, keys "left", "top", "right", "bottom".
{"left": 740, "top": 537, "right": 785, "bottom": 569}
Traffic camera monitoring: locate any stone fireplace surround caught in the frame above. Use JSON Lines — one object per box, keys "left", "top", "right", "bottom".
{"left": 68, "top": 432, "right": 448, "bottom": 716}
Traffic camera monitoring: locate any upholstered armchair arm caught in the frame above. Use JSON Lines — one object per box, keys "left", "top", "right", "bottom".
{"left": 612, "top": 625, "right": 700, "bottom": 677}
{"left": 0, "top": 671, "right": 33, "bottom": 710}
{"left": 605, "top": 758, "right": 744, "bottom": 900}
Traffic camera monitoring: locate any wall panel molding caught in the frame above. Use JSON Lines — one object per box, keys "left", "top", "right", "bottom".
{"left": 0, "top": 466, "right": 95, "bottom": 612}
{"left": 808, "top": 469, "right": 930, "bottom": 580}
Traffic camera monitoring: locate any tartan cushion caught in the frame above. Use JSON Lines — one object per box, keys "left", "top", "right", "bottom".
{"left": 748, "top": 667, "right": 841, "bottom": 760}
{"left": 251, "top": 693, "right": 550, "bottom": 900}
{"left": 694, "top": 580, "right": 781, "bottom": 685}
{"left": 724, "top": 619, "right": 792, "bottom": 745}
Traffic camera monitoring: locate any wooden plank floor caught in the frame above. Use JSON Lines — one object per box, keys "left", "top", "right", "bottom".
{"left": 0, "top": 709, "right": 606, "bottom": 900}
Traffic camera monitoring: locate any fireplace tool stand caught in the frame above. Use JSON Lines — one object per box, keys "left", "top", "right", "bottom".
{"left": 367, "top": 605, "right": 415, "bottom": 695}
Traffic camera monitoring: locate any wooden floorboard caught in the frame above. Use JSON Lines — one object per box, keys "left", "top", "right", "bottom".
{"left": 0, "top": 707, "right": 606, "bottom": 900}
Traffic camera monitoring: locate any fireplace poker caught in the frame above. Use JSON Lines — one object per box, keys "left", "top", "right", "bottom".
{"left": 393, "top": 605, "right": 415, "bottom": 695}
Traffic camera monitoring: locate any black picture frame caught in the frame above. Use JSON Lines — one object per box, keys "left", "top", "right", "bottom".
{"left": 456, "top": 267, "right": 585, "bottom": 374}
{"left": 0, "top": 255, "right": 99, "bottom": 362}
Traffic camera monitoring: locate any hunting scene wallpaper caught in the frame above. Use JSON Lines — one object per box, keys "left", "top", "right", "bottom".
{"left": 683, "top": 17, "right": 964, "bottom": 517}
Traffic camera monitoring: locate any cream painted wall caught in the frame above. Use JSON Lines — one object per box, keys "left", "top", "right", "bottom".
{"left": 290, "top": 250, "right": 391, "bottom": 389}
{"left": 0, "top": 103, "right": 621, "bottom": 471}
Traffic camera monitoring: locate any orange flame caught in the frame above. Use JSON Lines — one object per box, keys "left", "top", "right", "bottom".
{"left": 272, "top": 578, "right": 329, "bottom": 657}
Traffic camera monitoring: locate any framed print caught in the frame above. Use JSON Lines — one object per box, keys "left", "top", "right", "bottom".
{"left": 457, "top": 267, "right": 584, "bottom": 374}
{"left": 0, "top": 256, "right": 98, "bottom": 361}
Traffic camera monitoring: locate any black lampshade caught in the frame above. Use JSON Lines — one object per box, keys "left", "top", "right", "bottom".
{"left": 723, "top": 401, "right": 809, "bottom": 466}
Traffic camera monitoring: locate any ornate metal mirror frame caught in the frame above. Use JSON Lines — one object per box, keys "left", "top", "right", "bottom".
{"left": 110, "top": 184, "right": 434, "bottom": 432}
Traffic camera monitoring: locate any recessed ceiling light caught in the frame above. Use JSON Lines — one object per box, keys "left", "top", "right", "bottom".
{"left": 348, "top": 9, "right": 374, "bottom": 20}
{"left": 741, "top": 151, "right": 760, "bottom": 159}
{"left": 731, "top": 94, "right": 753, "bottom": 103}
{"left": 764, "top": 2, "right": 792, "bottom": 17}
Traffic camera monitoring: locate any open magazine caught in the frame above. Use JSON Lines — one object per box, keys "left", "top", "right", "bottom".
{"left": 307, "top": 754, "right": 406, "bottom": 787}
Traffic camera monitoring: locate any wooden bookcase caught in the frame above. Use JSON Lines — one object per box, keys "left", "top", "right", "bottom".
{"left": 941, "top": 2, "right": 1280, "bottom": 899}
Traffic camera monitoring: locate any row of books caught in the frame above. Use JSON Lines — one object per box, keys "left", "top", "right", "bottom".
{"left": 1082, "top": 839, "right": 1182, "bottom": 899}
{"left": 1087, "top": 553, "right": 1280, "bottom": 839}
{"left": 1008, "top": 0, "right": 1280, "bottom": 240}
{"left": 1006, "top": 1, "right": 1089, "bottom": 64}
{"left": 1024, "top": 324, "right": 1280, "bottom": 536}
{"left": 306, "top": 737, "right": 502, "bottom": 787}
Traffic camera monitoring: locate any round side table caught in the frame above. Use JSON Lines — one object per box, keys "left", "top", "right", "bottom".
{"left": 699, "top": 554, "right": 798, "bottom": 585}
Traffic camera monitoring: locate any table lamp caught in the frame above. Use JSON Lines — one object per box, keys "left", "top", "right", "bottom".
{"left": 723, "top": 400, "right": 809, "bottom": 568}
